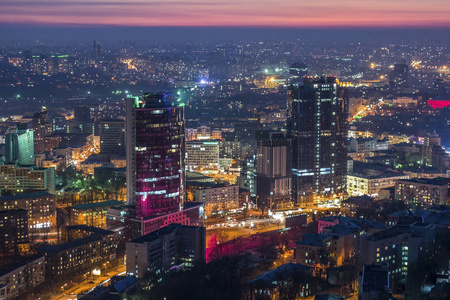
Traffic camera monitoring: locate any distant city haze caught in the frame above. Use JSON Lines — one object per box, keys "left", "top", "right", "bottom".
{"left": 1, "top": 0, "right": 450, "bottom": 28}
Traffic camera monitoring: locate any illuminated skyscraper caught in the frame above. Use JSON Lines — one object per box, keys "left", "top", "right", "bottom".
{"left": 287, "top": 77, "right": 348, "bottom": 206}
{"left": 126, "top": 93, "right": 185, "bottom": 219}
{"left": 289, "top": 62, "right": 308, "bottom": 86}
{"left": 5, "top": 127, "right": 34, "bottom": 165}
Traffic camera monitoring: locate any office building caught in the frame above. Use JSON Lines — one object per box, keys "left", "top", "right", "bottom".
{"left": 126, "top": 224, "right": 205, "bottom": 280}
{"left": 0, "top": 163, "right": 55, "bottom": 194}
{"left": 289, "top": 62, "right": 308, "bottom": 86}
{"left": 126, "top": 93, "right": 185, "bottom": 218}
{"left": 99, "top": 119, "right": 125, "bottom": 156}
{"left": 347, "top": 172, "right": 409, "bottom": 197}
{"left": 255, "top": 131, "right": 292, "bottom": 210}
{"left": 0, "top": 209, "right": 28, "bottom": 258}
{"left": 395, "top": 178, "right": 449, "bottom": 208}
{"left": 0, "top": 191, "right": 55, "bottom": 231}
{"left": 287, "top": 77, "right": 348, "bottom": 205}
{"left": 186, "top": 140, "right": 220, "bottom": 172}
{"left": 192, "top": 183, "right": 239, "bottom": 217}
{"left": 4, "top": 127, "right": 34, "bottom": 165}
{"left": 0, "top": 256, "right": 45, "bottom": 300}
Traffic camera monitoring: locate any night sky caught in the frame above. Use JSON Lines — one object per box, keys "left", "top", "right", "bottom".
{"left": 1, "top": 0, "right": 450, "bottom": 28}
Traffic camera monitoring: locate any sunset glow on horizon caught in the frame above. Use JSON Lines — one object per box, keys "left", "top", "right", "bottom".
{"left": 1, "top": 0, "right": 450, "bottom": 28}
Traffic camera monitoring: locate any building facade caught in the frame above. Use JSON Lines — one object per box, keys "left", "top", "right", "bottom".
{"left": 192, "top": 183, "right": 239, "bottom": 217}
{"left": 126, "top": 93, "right": 185, "bottom": 219}
{"left": 186, "top": 140, "right": 220, "bottom": 172}
{"left": 126, "top": 224, "right": 205, "bottom": 280}
{"left": 395, "top": 178, "right": 449, "bottom": 208}
{"left": 256, "top": 131, "right": 292, "bottom": 211}
{"left": 287, "top": 77, "right": 348, "bottom": 205}
{"left": 347, "top": 173, "right": 409, "bottom": 197}
{"left": 99, "top": 119, "right": 125, "bottom": 156}
{"left": 0, "top": 192, "right": 55, "bottom": 231}
{"left": 0, "top": 163, "right": 55, "bottom": 194}
{"left": 0, "top": 256, "right": 45, "bottom": 300}
{"left": 4, "top": 127, "right": 34, "bottom": 165}
{"left": 0, "top": 209, "right": 28, "bottom": 258}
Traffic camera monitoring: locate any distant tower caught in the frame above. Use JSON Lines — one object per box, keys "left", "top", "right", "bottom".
{"left": 389, "top": 63, "right": 409, "bottom": 93}
{"left": 126, "top": 93, "right": 185, "bottom": 218}
{"left": 287, "top": 77, "right": 348, "bottom": 206}
{"left": 100, "top": 119, "right": 125, "bottom": 156}
{"left": 92, "top": 40, "right": 101, "bottom": 59}
{"left": 255, "top": 131, "right": 292, "bottom": 212}
{"left": 32, "top": 111, "right": 50, "bottom": 153}
{"left": 5, "top": 127, "right": 34, "bottom": 165}
{"left": 289, "top": 62, "right": 308, "bottom": 86}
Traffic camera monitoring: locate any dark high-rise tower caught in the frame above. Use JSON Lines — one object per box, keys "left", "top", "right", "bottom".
{"left": 92, "top": 40, "right": 101, "bottom": 59}
{"left": 287, "top": 77, "right": 348, "bottom": 206}
{"left": 126, "top": 93, "right": 185, "bottom": 219}
{"left": 255, "top": 131, "right": 292, "bottom": 212}
{"left": 289, "top": 62, "right": 308, "bottom": 86}
{"left": 389, "top": 63, "right": 409, "bottom": 93}
{"left": 100, "top": 119, "right": 125, "bottom": 156}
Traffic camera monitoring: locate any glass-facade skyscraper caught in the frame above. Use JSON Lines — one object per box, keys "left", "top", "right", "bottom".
{"left": 126, "top": 93, "right": 185, "bottom": 219}
{"left": 5, "top": 127, "right": 34, "bottom": 165}
{"left": 287, "top": 77, "right": 348, "bottom": 206}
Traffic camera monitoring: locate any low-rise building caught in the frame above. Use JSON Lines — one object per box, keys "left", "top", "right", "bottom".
{"left": 107, "top": 202, "right": 204, "bottom": 240}
{"left": 0, "top": 191, "right": 55, "bottom": 231}
{"left": 0, "top": 256, "right": 45, "bottom": 300}
{"left": 358, "top": 263, "right": 390, "bottom": 300}
{"left": 69, "top": 200, "right": 124, "bottom": 228}
{"left": 0, "top": 163, "right": 55, "bottom": 194}
{"left": 341, "top": 195, "right": 377, "bottom": 217}
{"left": 192, "top": 183, "right": 239, "bottom": 217}
{"left": 347, "top": 172, "right": 409, "bottom": 197}
{"left": 38, "top": 230, "right": 117, "bottom": 280}
{"left": 0, "top": 209, "right": 28, "bottom": 257}
{"left": 242, "top": 263, "right": 314, "bottom": 300}
{"left": 395, "top": 177, "right": 449, "bottom": 208}
{"left": 186, "top": 140, "right": 220, "bottom": 172}
{"left": 358, "top": 223, "right": 435, "bottom": 284}
{"left": 126, "top": 224, "right": 205, "bottom": 281}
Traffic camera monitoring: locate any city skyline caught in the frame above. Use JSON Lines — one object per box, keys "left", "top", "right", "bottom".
{"left": 1, "top": 0, "right": 450, "bottom": 28}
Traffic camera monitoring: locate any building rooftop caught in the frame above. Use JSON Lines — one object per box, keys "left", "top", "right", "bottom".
{"left": 348, "top": 171, "right": 407, "bottom": 180}
{"left": 361, "top": 263, "right": 389, "bottom": 293}
{"left": 111, "top": 276, "right": 140, "bottom": 293}
{"left": 38, "top": 235, "right": 103, "bottom": 253}
{"left": 296, "top": 234, "right": 332, "bottom": 247}
{"left": 65, "top": 225, "right": 114, "bottom": 236}
{"left": 314, "top": 294, "right": 345, "bottom": 300}
{"left": 0, "top": 191, "right": 54, "bottom": 202}
{"left": 130, "top": 223, "right": 202, "bottom": 244}
{"left": 342, "top": 195, "right": 375, "bottom": 206}
{"left": 71, "top": 199, "right": 124, "bottom": 211}
{"left": 397, "top": 177, "right": 450, "bottom": 186}
{"left": 245, "top": 263, "right": 311, "bottom": 287}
